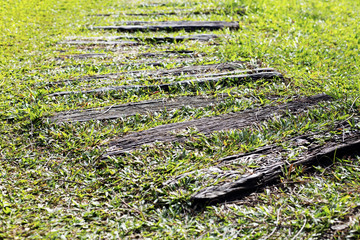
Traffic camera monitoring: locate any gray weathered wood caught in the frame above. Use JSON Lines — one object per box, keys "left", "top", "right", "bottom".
{"left": 47, "top": 61, "right": 249, "bottom": 86}
{"left": 138, "top": 50, "right": 195, "bottom": 58}
{"left": 48, "top": 71, "right": 282, "bottom": 97}
{"left": 191, "top": 128, "right": 360, "bottom": 204}
{"left": 91, "top": 21, "right": 239, "bottom": 32}
{"left": 51, "top": 95, "right": 226, "bottom": 123}
{"left": 89, "top": 7, "right": 245, "bottom": 17}
{"left": 121, "top": 34, "right": 219, "bottom": 43}
{"left": 63, "top": 34, "right": 219, "bottom": 44}
{"left": 56, "top": 53, "right": 108, "bottom": 60}
{"left": 103, "top": 94, "right": 332, "bottom": 156}
{"left": 123, "top": 9, "right": 219, "bottom": 16}
{"left": 85, "top": 68, "right": 276, "bottom": 89}
{"left": 58, "top": 40, "right": 139, "bottom": 46}
{"left": 114, "top": 21, "right": 222, "bottom": 26}
{"left": 50, "top": 57, "right": 213, "bottom": 79}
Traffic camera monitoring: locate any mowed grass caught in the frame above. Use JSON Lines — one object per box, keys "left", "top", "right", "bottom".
{"left": 1, "top": 0, "right": 360, "bottom": 239}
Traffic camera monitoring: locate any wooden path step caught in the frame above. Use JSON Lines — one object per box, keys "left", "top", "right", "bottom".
{"left": 56, "top": 53, "right": 108, "bottom": 60}
{"left": 55, "top": 49, "right": 197, "bottom": 62}
{"left": 191, "top": 125, "right": 360, "bottom": 204}
{"left": 103, "top": 94, "right": 332, "bottom": 156}
{"left": 91, "top": 21, "right": 239, "bottom": 32}
{"left": 90, "top": 7, "right": 245, "bottom": 17}
{"left": 63, "top": 68, "right": 276, "bottom": 88}
{"left": 45, "top": 58, "right": 223, "bottom": 80}
{"left": 138, "top": 34, "right": 219, "bottom": 43}
{"left": 114, "top": 21, "right": 226, "bottom": 26}
{"left": 58, "top": 40, "right": 139, "bottom": 46}
{"left": 70, "top": 34, "right": 219, "bottom": 43}
{"left": 138, "top": 50, "right": 195, "bottom": 58}
{"left": 50, "top": 95, "right": 226, "bottom": 123}
{"left": 45, "top": 61, "right": 251, "bottom": 86}
{"left": 48, "top": 70, "right": 282, "bottom": 97}
{"left": 137, "top": 68, "right": 277, "bottom": 83}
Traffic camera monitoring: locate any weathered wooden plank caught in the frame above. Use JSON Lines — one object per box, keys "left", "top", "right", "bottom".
{"left": 137, "top": 34, "right": 219, "bottom": 43}
{"left": 138, "top": 50, "right": 195, "bottom": 58}
{"left": 89, "top": 13, "right": 112, "bottom": 17}
{"left": 48, "top": 71, "right": 282, "bottom": 97}
{"left": 89, "top": 11, "right": 193, "bottom": 17}
{"left": 191, "top": 128, "right": 360, "bottom": 204}
{"left": 115, "top": 21, "right": 222, "bottom": 26}
{"left": 44, "top": 58, "right": 231, "bottom": 84}
{"left": 138, "top": 61, "right": 250, "bottom": 76}
{"left": 138, "top": 68, "right": 277, "bottom": 85}
{"left": 44, "top": 61, "right": 251, "bottom": 86}
{"left": 50, "top": 95, "right": 226, "bottom": 123}
{"left": 89, "top": 7, "right": 245, "bottom": 17}
{"left": 91, "top": 21, "right": 239, "bottom": 32}
{"left": 121, "top": 34, "right": 219, "bottom": 43}
{"left": 117, "top": 21, "right": 174, "bottom": 25}
{"left": 64, "top": 34, "right": 219, "bottom": 44}
{"left": 87, "top": 68, "right": 274, "bottom": 86}
{"left": 58, "top": 40, "right": 139, "bottom": 46}
{"left": 57, "top": 56, "right": 200, "bottom": 67}
{"left": 125, "top": 9, "right": 245, "bottom": 16}
{"left": 124, "top": 9, "right": 218, "bottom": 16}
{"left": 103, "top": 94, "right": 332, "bottom": 156}
{"left": 56, "top": 53, "right": 108, "bottom": 60}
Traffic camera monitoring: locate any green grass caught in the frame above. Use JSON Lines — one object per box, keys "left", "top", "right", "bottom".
{"left": 1, "top": 0, "right": 360, "bottom": 238}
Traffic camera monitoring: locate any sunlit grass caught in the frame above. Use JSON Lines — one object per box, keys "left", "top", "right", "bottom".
{"left": 0, "top": 0, "right": 359, "bottom": 238}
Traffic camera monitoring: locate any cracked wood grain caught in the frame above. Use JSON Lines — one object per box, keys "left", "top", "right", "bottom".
{"left": 191, "top": 129, "right": 360, "bottom": 204}
{"left": 48, "top": 71, "right": 282, "bottom": 97}
{"left": 91, "top": 21, "right": 239, "bottom": 32}
{"left": 51, "top": 95, "right": 226, "bottom": 123}
{"left": 45, "top": 61, "right": 249, "bottom": 87}
{"left": 103, "top": 94, "right": 332, "bottom": 156}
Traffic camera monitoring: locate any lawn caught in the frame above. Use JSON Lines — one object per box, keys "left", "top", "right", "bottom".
{"left": 0, "top": 0, "right": 360, "bottom": 238}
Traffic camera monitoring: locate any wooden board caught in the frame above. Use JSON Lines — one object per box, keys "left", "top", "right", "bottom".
{"left": 49, "top": 57, "right": 214, "bottom": 81}
{"left": 62, "top": 34, "right": 219, "bottom": 45}
{"left": 91, "top": 21, "right": 239, "bottom": 32}
{"left": 191, "top": 126, "right": 360, "bottom": 204}
{"left": 114, "top": 34, "right": 219, "bottom": 43}
{"left": 58, "top": 40, "right": 139, "bottom": 46}
{"left": 103, "top": 94, "right": 332, "bottom": 156}
{"left": 56, "top": 53, "right": 108, "bottom": 60}
{"left": 138, "top": 50, "right": 195, "bottom": 58}
{"left": 48, "top": 70, "right": 282, "bottom": 97}
{"left": 145, "top": 34, "right": 219, "bottom": 42}
{"left": 89, "top": 7, "right": 245, "bottom": 17}
{"left": 44, "top": 61, "right": 251, "bottom": 86}
{"left": 51, "top": 95, "right": 226, "bottom": 123}
{"left": 54, "top": 49, "right": 197, "bottom": 63}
